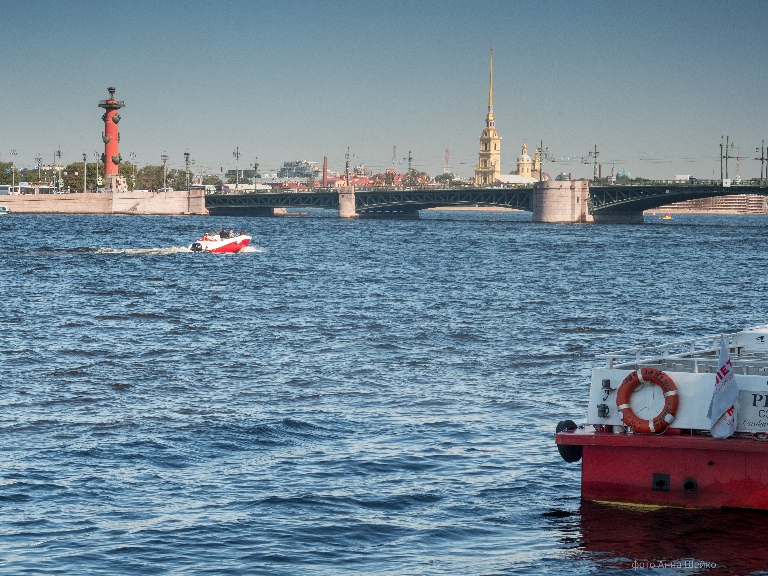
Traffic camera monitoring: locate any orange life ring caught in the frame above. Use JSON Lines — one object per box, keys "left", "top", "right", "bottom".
{"left": 616, "top": 368, "right": 679, "bottom": 434}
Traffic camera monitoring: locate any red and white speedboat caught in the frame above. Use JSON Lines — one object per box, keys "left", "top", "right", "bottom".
{"left": 189, "top": 233, "right": 251, "bottom": 253}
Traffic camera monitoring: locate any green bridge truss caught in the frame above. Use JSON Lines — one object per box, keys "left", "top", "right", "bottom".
{"left": 205, "top": 181, "right": 768, "bottom": 216}
{"left": 588, "top": 180, "right": 768, "bottom": 215}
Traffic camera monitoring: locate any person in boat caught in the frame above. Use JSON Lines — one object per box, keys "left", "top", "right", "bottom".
{"left": 219, "top": 227, "right": 229, "bottom": 239}
{"left": 239, "top": 230, "right": 245, "bottom": 236}
{"left": 229, "top": 229, "right": 235, "bottom": 238}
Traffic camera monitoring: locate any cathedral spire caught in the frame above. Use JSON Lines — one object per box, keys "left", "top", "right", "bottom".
{"left": 475, "top": 43, "right": 501, "bottom": 186}
{"left": 488, "top": 43, "right": 494, "bottom": 113}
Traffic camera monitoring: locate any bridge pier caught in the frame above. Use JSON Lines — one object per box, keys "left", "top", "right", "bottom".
{"left": 532, "top": 180, "right": 592, "bottom": 223}
{"left": 338, "top": 186, "right": 358, "bottom": 219}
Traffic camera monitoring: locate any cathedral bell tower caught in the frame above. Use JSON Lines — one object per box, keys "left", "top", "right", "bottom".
{"left": 474, "top": 44, "right": 501, "bottom": 186}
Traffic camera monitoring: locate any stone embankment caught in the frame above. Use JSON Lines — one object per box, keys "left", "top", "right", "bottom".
{"left": 0, "top": 189, "right": 207, "bottom": 215}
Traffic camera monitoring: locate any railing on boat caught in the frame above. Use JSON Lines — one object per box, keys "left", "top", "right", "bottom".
{"left": 597, "top": 326, "right": 768, "bottom": 375}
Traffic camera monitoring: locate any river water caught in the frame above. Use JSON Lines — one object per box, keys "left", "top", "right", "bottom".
{"left": 2, "top": 211, "right": 768, "bottom": 575}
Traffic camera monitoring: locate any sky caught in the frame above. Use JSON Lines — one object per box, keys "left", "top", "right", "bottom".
{"left": 1, "top": 0, "right": 767, "bottom": 180}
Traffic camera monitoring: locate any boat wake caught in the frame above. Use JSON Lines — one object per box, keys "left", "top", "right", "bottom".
{"left": 18, "top": 245, "right": 263, "bottom": 256}
{"left": 95, "top": 247, "right": 191, "bottom": 256}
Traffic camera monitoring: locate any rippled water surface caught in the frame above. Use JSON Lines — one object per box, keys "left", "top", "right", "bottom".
{"left": 3, "top": 211, "right": 768, "bottom": 575}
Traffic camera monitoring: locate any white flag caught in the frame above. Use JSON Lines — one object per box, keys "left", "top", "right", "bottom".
{"left": 707, "top": 335, "right": 738, "bottom": 438}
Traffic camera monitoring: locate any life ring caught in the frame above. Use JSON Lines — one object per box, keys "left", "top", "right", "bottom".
{"left": 616, "top": 368, "right": 679, "bottom": 433}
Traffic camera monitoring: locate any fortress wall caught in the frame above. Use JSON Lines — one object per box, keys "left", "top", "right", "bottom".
{"left": 112, "top": 190, "right": 207, "bottom": 215}
{"left": 0, "top": 193, "right": 113, "bottom": 214}
{"left": 1, "top": 190, "right": 207, "bottom": 215}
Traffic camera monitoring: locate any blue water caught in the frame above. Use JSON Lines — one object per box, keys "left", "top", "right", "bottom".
{"left": 2, "top": 211, "right": 768, "bottom": 575}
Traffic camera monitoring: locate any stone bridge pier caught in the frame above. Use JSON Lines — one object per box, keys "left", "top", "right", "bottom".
{"left": 532, "top": 180, "right": 592, "bottom": 223}
{"left": 337, "top": 186, "right": 358, "bottom": 219}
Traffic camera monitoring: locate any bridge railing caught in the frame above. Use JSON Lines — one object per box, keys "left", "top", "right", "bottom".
{"left": 592, "top": 179, "right": 768, "bottom": 187}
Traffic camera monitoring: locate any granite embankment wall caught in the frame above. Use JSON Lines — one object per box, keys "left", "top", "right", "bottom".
{"left": 0, "top": 190, "right": 207, "bottom": 215}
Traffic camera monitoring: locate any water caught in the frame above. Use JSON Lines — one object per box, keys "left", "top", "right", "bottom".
{"left": 2, "top": 211, "right": 768, "bottom": 575}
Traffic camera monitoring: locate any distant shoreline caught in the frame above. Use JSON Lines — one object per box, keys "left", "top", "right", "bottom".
{"left": 645, "top": 209, "right": 767, "bottom": 215}
{"left": 425, "top": 206, "right": 521, "bottom": 212}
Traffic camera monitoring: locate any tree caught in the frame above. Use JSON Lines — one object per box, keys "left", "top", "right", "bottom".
{"left": 403, "top": 170, "right": 430, "bottom": 187}
{"left": 0, "top": 162, "right": 16, "bottom": 186}
{"left": 136, "top": 165, "right": 164, "bottom": 190}
{"left": 60, "top": 162, "right": 85, "bottom": 192}
{"left": 202, "top": 175, "right": 222, "bottom": 186}
{"left": 168, "top": 168, "right": 188, "bottom": 191}
{"left": 306, "top": 175, "right": 315, "bottom": 190}
{"left": 434, "top": 173, "right": 455, "bottom": 186}
{"left": 226, "top": 174, "right": 252, "bottom": 185}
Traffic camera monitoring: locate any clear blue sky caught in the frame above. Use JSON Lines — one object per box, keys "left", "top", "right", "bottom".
{"left": 1, "top": 0, "right": 766, "bottom": 180}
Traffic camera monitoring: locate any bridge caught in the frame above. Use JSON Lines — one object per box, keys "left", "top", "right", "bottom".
{"left": 204, "top": 180, "right": 768, "bottom": 223}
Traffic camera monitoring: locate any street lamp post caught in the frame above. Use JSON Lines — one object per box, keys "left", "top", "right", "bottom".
{"left": 721, "top": 136, "right": 735, "bottom": 180}
{"left": 756, "top": 141, "right": 766, "bottom": 182}
{"left": 35, "top": 154, "right": 42, "bottom": 182}
{"left": 129, "top": 152, "right": 137, "bottom": 190}
{"left": 83, "top": 152, "right": 87, "bottom": 193}
{"left": 161, "top": 153, "right": 169, "bottom": 192}
{"left": 55, "top": 147, "right": 62, "bottom": 193}
{"left": 538, "top": 141, "right": 550, "bottom": 182}
{"left": 94, "top": 152, "right": 101, "bottom": 191}
{"left": 184, "top": 151, "right": 191, "bottom": 191}
{"left": 10, "top": 149, "right": 17, "bottom": 191}
{"left": 233, "top": 147, "right": 241, "bottom": 190}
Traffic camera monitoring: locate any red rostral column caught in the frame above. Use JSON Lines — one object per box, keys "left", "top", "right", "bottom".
{"left": 98, "top": 87, "right": 125, "bottom": 190}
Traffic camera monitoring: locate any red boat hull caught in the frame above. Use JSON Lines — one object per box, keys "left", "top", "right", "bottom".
{"left": 208, "top": 237, "right": 250, "bottom": 253}
{"left": 557, "top": 430, "right": 768, "bottom": 509}
{"left": 189, "top": 235, "right": 251, "bottom": 253}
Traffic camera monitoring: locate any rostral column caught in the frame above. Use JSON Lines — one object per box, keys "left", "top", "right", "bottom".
{"left": 98, "top": 87, "right": 125, "bottom": 192}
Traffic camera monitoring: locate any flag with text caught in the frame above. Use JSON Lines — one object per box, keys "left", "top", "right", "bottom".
{"left": 707, "top": 335, "right": 737, "bottom": 438}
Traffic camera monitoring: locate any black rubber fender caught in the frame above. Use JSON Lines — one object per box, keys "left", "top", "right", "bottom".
{"left": 556, "top": 419, "right": 582, "bottom": 463}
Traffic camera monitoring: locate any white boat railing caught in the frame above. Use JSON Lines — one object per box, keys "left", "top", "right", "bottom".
{"left": 597, "top": 333, "right": 740, "bottom": 371}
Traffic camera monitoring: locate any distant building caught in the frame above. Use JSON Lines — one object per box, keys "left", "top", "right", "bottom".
{"left": 354, "top": 164, "right": 371, "bottom": 177}
{"left": 497, "top": 143, "right": 539, "bottom": 184}
{"left": 659, "top": 195, "right": 767, "bottom": 214}
{"left": 474, "top": 46, "right": 501, "bottom": 185}
{"left": 225, "top": 169, "right": 258, "bottom": 179}
{"left": 517, "top": 142, "right": 533, "bottom": 178}
{"left": 278, "top": 160, "right": 320, "bottom": 178}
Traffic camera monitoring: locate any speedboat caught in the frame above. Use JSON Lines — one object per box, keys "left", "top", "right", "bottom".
{"left": 0, "top": 206, "right": 10, "bottom": 216}
{"left": 189, "top": 233, "right": 251, "bottom": 253}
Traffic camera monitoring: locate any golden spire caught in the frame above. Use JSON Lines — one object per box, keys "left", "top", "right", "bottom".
{"left": 488, "top": 42, "right": 494, "bottom": 112}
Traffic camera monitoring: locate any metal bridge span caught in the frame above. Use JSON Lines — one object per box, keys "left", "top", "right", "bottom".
{"left": 205, "top": 181, "right": 768, "bottom": 221}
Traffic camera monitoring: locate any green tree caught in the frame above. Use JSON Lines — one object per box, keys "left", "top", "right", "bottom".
{"left": 434, "top": 173, "right": 455, "bottom": 186}
{"left": 404, "top": 170, "right": 430, "bottom": 187}
{"left": 118, "top": 161, "right": 137, "bottom": 189}
{"left": 136, "top": 165, "right": 164, "bottom": 190}
{"left": 60, "top": 162, "right": 85, "bottom": 192}
{"left": 306, "top": 175, "right": 316, "bottom": 190}
{"left": 202, "top": 175, "right": 222, "bottom": 186}
{"left": 0, "top": 162, "right": 16, "bottom": 186}
{"left": 226, "top": 174, "right": 252, "bottom": 185}
{"left": 0, "top": 161, "right": 44, "bottom": 186}
{"left": 168, "top": 168, "right": 189, "bottom": 191}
